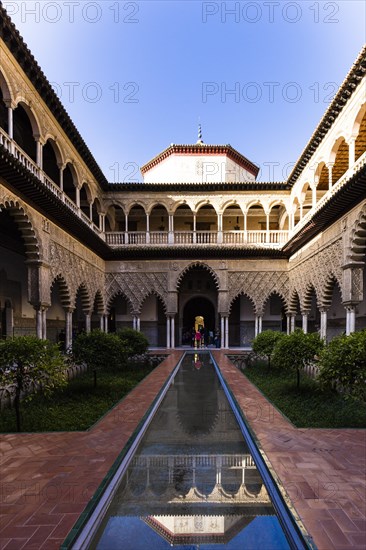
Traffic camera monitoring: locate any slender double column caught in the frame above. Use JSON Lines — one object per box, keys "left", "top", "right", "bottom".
{"left": 254, "top": 315, "right": 263, "bottom": 337}
{"left": 220, "top": 315, "right": 229, "bottom": 348}
{"left": 166, "top": 315, "right": 176, "bottom": 348}
{"left": 34, "top": 306, "right": 49, "bottom": 340}
{"left": 345, "top": 305, "right": 356, "bottom": 335}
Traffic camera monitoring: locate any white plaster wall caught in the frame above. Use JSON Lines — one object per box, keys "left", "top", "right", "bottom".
{"left": 143, "top": 153, "right": 254, "bottom": 183}
{"left": 225, "top": 157, "right": 255, "bottom": 182}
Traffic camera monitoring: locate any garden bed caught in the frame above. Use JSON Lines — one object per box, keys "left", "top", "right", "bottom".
{"left": 242, "top": 361, "right": 366, "bottom": 429}
{"left": 0, "top": 365, "right": 154, "bottom": 433}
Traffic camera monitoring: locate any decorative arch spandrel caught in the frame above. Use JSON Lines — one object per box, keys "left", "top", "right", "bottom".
{"left": 49, "top": 241, "right": 104, "bottom": 305}
{"left": 288, "top": 239, "right": 344, "bottom": 311}
{"left": 228, "top": 271, "right": 289, "bottom": 315}
{"left": 105, "top": 271, "right": 169, "bottom": 314}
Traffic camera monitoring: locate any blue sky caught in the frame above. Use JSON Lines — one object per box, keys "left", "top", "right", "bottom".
{"left": 4, "top": 0, "right": 366, "bottom": 182}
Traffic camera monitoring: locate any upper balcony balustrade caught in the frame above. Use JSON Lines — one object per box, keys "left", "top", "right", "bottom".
{"left": 288, "top": 150, "right": 366, "bottom": 236}
{"left": 1, "top": 124, "right": 365, "bottom": 252}
{"left": 105, "top": 229, "right": 289, "bottom": 247}
{"left": 0, "top": 126, "right": 102, "bottom": 236}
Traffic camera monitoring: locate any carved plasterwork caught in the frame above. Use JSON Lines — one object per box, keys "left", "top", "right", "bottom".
{"left": 347, "top": 203, "right": 366, "bottom": 263}
{"left": 289, "top": 239, "right": 343, "bottom": 309}
{"left": 49, "top": 242, "right": 104, "bottom": 307}
{"left": 106, "top": 272, "right": 168, "bottom": 313}
{"left": 0, "top": 192, "right": 44, "bottom": 260}
{"left": 352, "top": 268, "right": 363, "bottom": 300}
{"left": 228, "top": 271, "right": 289, "bottom": 314}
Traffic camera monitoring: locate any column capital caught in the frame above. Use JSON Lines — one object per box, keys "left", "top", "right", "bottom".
{"left": 32, "top": 302, "right": 51, "bottom": 310}
{"left": 34, "top": 134, "right": 45, "bottom": 145}
{"left": 309, "top": 180, "right": 317, "bottom": 190}
{"left": 342, "top": 262, "right": 365, "bottom": 270}
{"left": 4, "top": 99, "right": 17, "bottom": 110}
{"left": 342, "top": 301, "right": 359, "bottom": 309}
{"left": 24, "top": 259, "right": 50, "bottom": 269}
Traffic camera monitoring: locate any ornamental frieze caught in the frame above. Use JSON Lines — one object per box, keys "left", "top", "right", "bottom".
{"left": 49, "top": 242, "right": 104, "bottom": 306}
{"left": 106, "top": 272, "right": 168, "bottom": 312}
{"left": 288, "top": 239, "right": 344, "bottom": 308}
{"left": 228, "top": 271, "right": 289, "bottom": 314}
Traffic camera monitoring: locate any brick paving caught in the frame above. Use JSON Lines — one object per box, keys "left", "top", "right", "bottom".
{"left": 212, "top": 351, "right": 366, "bottom": 550}
{"left": 0, "top": 349, "right": 365, "bottom": 549}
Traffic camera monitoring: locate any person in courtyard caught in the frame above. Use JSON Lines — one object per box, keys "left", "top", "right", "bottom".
{"left": 195, "top": 329, "right": 202, "bottom": 348}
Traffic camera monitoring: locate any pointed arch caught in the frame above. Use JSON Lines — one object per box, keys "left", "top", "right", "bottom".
{"left": 288, "top": 289, "right": 301, "bottom": 314}
{"left": 348, "top": 204, "right": 366, "bottom": 263}
{"left": 74, "top": 283, "right": 91, "bottom": 312}
{"left": 176, "top": 262, "right": 220, "bottom": 291}
{"left": 303, "top": 284, "right": 319, "bottom": 312}
{"left": 137, "top": 289, "right": 167, "bottom": 315}
{"left": 320, "top": 274, "right": 343, "bottom": 309}
{"left": 0, "top": 199, "right": 41, "bottom": 260}
{"left": 228, "top": 291, "right": 256, "bottom": 315}
{"left": 263, "top": 290, "right": 287, "bottom": 311}
{"left": 51, "top": 275, "right": 72, "bottom": 308}
{"left": 93, "top": 290, "right": 105, "bottom": 315}
{"left": 107, "top": 290, "right": 134, "bottom": 314}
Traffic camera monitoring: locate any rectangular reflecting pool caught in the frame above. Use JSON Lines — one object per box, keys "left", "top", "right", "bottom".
{"left": 69, "top": 353, "right": 313, "bottom": 549}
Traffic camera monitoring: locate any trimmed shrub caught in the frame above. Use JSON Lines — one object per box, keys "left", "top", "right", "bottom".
{"left": 272, "top": 329, "right": 324, "bottom": 388}
{"left": 72, "top": 330, "right": 128, "bottom": 384}
{"left": 252, "top": 330, "right": 285, "bottom": 368}
{"left": 0, "top": 336, "right": 66, "bottom": 431}
{"left": 318, "top": 330, "right": 366, "bottom": 403}
{"left": 116, "top": 328, "right": 149, "bottom": 356}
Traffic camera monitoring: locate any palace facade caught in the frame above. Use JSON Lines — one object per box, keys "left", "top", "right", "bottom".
{"left": 0, "top": 6, "right": 365, "bottom": 349}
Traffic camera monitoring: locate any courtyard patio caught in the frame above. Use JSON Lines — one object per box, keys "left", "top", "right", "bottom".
{"left": 0, "top": 351, "right": 365, "bottom": 549}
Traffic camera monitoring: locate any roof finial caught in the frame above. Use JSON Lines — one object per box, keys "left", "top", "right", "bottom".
{"left": 197, "top": 120, "right": 204, "bottom": 145}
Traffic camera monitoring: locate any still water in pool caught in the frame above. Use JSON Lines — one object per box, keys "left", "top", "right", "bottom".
{"left": 90, "top": 353, "right": 291, "bottom": 549}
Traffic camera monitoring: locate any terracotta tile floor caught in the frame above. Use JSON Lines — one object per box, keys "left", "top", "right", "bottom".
{"left": 0, "top": 350, "right": 365, "bottom": 549}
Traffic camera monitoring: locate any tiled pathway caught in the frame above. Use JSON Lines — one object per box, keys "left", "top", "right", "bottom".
{"left": 213, "top": 351, "right": 366, "bottom": 550}
{"left": 0, "top": 350, "right": 365, "bottom": 549}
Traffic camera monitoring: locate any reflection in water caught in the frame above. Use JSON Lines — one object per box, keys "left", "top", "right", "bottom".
{"left": 91, "top": 353, "right": 290, "bottom": 549}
